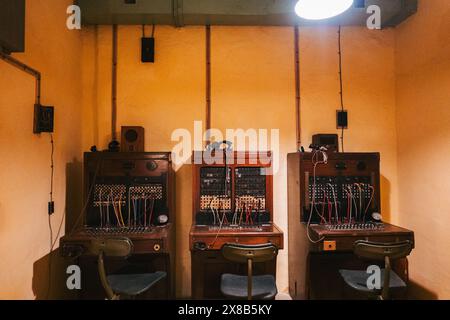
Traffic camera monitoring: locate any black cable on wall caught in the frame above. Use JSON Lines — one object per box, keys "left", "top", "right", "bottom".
{"left": 294, "top": 25, "right": 301, "bottom": 151}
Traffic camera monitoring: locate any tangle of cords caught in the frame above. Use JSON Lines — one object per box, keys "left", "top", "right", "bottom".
{"left": 111, "top": 193, "right": 123, "bottom": 227}
{"left": 221, "top": 201, "right": 229, "bottom": 225}
{"left": 306, "top": 149, "right": 327, "bottom": 243}
{"left": 132, "top": 198, "right": 137, "bottom": 227}
{"left": 144, "top": 197, "right": 147, "bottom": 227}
{"left": 231, "top": 205, "right": 239, "bottom": 225}
{"left": 313, "top": 191, "right": 327, "bottom": 224}
{"left": 99, "top": 189, "right": 103, "bottom": 228}
{"left": 118, "top": 194, "right": 125, "bottom": 226}
{"left": 356, "top": 183, "right": 363, "bottom": 221}
{"left": 352, "top": 190, "right": 359, "bottom": 221}
{"left": 148, "top": 198, "right": 155, "bottom": 226}
{"left": 345, "top": 186, "right": 353, "bottom": 223}
{"left": 209, "top": 199, "right": 227, "bottom": 249}
{"left": 364, "top": 184, "right": 375, "bottom": 222}
{"left": 327, "top": 182, "right": 339, "bottom": 223}
{"left": 106, "top": 193, "right": 111, "bottom": 227}
{"left": 68, "top": 157, "right": 103, "bottom": 236}
{"left": 321, "top": 193, "right": 327, "bottom": 224}
{"left": 210, "top": 198, "right": 216, "bottom": 225}
{"left": 239, "top": 204, "right": 244, "bottom": 225}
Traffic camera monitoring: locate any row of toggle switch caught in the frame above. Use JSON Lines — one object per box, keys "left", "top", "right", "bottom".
{"left": 325, "top": 223, "right": 383, "bottom": 231}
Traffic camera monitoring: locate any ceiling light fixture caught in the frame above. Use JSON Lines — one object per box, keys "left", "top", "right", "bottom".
{"left": 295, "top": 0, "right": 354, "bottom": 20}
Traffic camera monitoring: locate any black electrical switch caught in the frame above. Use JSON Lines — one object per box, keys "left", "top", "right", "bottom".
{"left": 141, "top": 37, "right": 155, "bottom": 63}
{"left": 33, "top": 104, "right": 54, "bottom": 133}
{"left": 336, "top": 110, "right": 348, "bottom": 129}
{"left": 48, "top": 201, "right": 54, "bottom": 215}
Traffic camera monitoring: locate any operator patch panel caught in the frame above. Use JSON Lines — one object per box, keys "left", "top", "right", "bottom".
{"left": 307, "top": 176, "right": 372, "bottom": 202}
{"left": 129, "top": 184, "right": 163, "bottom": 200}
{"left": 93, "top": 184, "right": 126, "bottom": 206}
{"left": 199, "top": 167, "right": 232, "bottom": 211}
{"left": 84, "top": 153, "right": 172, "bottom": 230}
{"left": 200, "top": 167, "right": 231, "bottom": 195}
{"left": 200, "top": 195, "right": 232, "bottom": 211}
{"left": 235, "top": 167, "right": 266, "bottom": 197}
{"left": 193, "top": 152, "right": 273, "bottom": 228}
{"left": 299, "top": 153, "right": 381, "bottom": 225}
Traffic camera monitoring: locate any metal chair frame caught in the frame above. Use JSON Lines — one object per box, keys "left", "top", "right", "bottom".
{"left": 221, "top": 243, "right": 278, "bottom": 300}
{"left": 352, "top": 240, "right": 413, "bottom": 300}
{"left": 88, "top": 237, "right": 133, "bottom": 300}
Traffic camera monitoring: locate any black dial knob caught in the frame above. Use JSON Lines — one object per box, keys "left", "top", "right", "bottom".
{"left": 357, "top": 161, "right": 367, "bottom": 171}
{"left": 146, "top": 160, "right": 158, "bottom": 171}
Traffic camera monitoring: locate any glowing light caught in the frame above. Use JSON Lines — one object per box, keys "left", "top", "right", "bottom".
{"left": 295, "top": 0, "right": 354, "bottom": 20}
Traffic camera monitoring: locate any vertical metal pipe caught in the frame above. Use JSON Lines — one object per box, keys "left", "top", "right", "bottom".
{"left": 338, "top": 25, "right": 345, "bottom": 152}
{"left": 111, "top": 24, "right": 118, "bottom": 141}
{"left": 36, "top": 74, "right": 41, "bottom": 105}
{"left": 205, "top": 25, "right": 211, "bottom": 145}
{"left": 338, "top": 25, "right": 344, "bottom": 112}
{"left": 294, "top": 26, "right": 301, "bottom": 151}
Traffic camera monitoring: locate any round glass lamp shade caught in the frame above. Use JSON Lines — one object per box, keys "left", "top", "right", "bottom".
{"left": 295, "top": 0, "right": 354, "bottom": 20}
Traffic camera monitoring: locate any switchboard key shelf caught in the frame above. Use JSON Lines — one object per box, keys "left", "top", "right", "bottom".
{"left": 324, "top": 223, "right": 384, "bottom": 231}
{"left": 84, "top": 226, "right": 156, "bottom": 236}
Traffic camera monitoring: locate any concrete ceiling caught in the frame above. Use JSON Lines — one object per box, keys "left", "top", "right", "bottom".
{"left": 76, "top": 0, "right": 418, "bottom": 28}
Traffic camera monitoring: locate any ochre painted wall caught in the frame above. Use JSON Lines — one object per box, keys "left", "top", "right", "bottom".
{"left": 4, "top": 0, "right": 444, "bottom": 300}
{"left": 80, "top": 25, "right": 399, "bottom": 297}
{"left": 0, "top": 0, "right": 82, "bottom": 299}
{"left": 395, "top": 0, "right": 450, "bottom": 299}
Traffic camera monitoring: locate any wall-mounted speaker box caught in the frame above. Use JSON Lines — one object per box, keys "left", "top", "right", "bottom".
{"left": 121, "top": 126, "right": 145, "bottom": 152}
{"left": 0, "top": 0, "right": 25, "bottom": 53}
{"left": 312, "top": 134, "right": 339, "bottom": 152}
{"left": 141, "top": 37, "right": 155, "bottom": 63}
